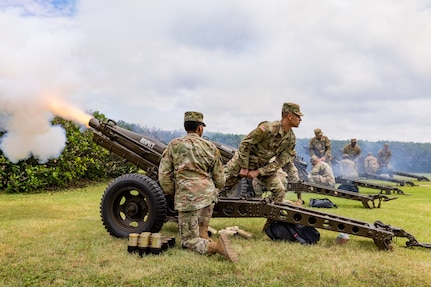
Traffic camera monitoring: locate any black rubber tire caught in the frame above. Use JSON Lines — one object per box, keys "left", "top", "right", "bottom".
{"left": 100, "top": 173, "right": 167, "bottom": 238}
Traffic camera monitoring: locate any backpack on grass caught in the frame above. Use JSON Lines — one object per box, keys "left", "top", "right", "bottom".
{"left": 338, "top": 183, "right": 359, "bottom": 193}
{"left": 309, "top": 198, "right": 337, "bottom": 208}
{"left": 264, "top": 221, "right": 320, "bottom": 245}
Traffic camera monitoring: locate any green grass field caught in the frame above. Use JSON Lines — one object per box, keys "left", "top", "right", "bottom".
{"left": 1, "top": 176, "right": 431, "bottom": 286}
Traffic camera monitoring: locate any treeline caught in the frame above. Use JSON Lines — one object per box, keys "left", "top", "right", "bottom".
{"left": 128, "top": 122, "right": 431, "bottom": 173}
{"left": 0, "top": 114, "right": 430, "bottom": 193}
{"left": 0, "top": 113, "right": 139, "bottom": 193}
{"left": 295, "top": 138, "right": 431, "bottom": 173}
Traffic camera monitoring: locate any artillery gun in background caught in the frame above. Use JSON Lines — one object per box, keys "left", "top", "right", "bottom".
{"left": 335, "top": 152, "right": 429, "bottom": 187}
{"left": 88, "top": 118, "right": 431, "bottom": 250}
{"left": 302, "top": 146, "right": 410, "bottom": 194}
{"left": 212, "top": 142, "right": 396, "bottom": 208}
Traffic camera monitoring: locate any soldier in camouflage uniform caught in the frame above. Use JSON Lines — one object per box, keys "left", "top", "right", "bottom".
{"left": 377, "top": 143, "right": 393, "bottom": 177}
{"left": 342, "top": 138, "right": 361, "bottom": 162}
{"left": 158, "top": 111, "right": 238, "bottom": 263}
{"left": 342, "top": 138, "right": 361, "bottom": 171}
{"left": 339, "top": 154, "right": 359, "bottom": 179}
{"left": 308, "top": 128, "right": 332, "bottom": 166}
{"left": 252, "top": 160, "right": 301, "bottom": 200}
{"left": 308, "top": 155, "right": 335, "bottom": 187}
{"left": 364, "top": 152, "right": 379, "bottom": 174}
{"left": 224, "top": 102, "right": 303, "bottom": 203}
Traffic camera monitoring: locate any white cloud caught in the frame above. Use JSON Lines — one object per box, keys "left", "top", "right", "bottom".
{"left": 1, "top": 0, "right": 431, "bottom": 162}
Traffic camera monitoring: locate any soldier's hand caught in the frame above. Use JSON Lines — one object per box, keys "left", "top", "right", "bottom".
{"left": 247, "top": 170, "right": 260, "bottom": 179}
{"left": 240, "top": 168, "right": 249, "bottom": 177}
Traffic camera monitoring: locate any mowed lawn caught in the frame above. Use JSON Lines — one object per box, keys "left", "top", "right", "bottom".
{"left": 1, "top": 176, "right": 431, "bottom": 287}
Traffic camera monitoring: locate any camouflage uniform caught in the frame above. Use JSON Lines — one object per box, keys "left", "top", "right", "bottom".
{"left": 364, "top": 153, "right": 379, "bottom": 174}
{"left": 308, "top": 158, "right": 335, "bottom": 187}
{"left": 224, "top": 121, "right": 297, "bottom": 202}
{"left": 251, "top": 159, "right": 299, "bottom": 198}
{"left": 342, "top": 139, "right": 361, "bottom": 173}
{"left": 158, "top": 112, "right": 225, "bottom": 255}
{"left": 283, "top": 161, "right": 299, "bottom": 183}
{"left": 377, "top": 145, "right": 392, "bottom": 168}
{"left": 339, "top": 158, "right": 359, "bottom": 179}
{"left": 308, "top": 129, "right": 332, "bottom": 165}
{"left": 224, "top": 103, "right": 302, "bottom": 203}
{"left": 342, "top": 140, "right": 361, "bottom": 162}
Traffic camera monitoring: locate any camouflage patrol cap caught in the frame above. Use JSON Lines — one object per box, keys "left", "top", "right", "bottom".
{"left": 282, "top": 102, "right": 304, "bottom": 116}
{"left": 351, "top": 138, "right": 357, "bottom": 143}
{"left": 184, "top": 111, "right": 206, "bottom": 126}
{"left": 314, "top": 128, "right": 322, "bottom": 135}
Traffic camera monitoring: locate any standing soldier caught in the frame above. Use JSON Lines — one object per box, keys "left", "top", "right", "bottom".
{"left": 224, "top": 102, "right": 303, "bottom": 204}
{"left": 158, "top": 111, "right": 238, "bottom": 263}
{"left": 378, "top": 143, "right": 392, "bottom": 169}
{"left": 343, "top": 138, "right": 361, "bottom": 169}
{"left": 364, "top": 152, "right": 379, "bottom": 174}
{"left": 377, "top": 143, "right": 393, "bottom": 177}
{"left": 308, "top": 128, "right": 332, "bottom": 166}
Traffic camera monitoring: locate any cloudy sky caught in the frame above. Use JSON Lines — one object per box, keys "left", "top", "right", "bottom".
{"left": 1, "top": 0, "right": 431, "bottom": 161}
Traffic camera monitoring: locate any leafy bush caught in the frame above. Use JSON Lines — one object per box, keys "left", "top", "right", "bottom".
{"left": 0, "top": 112, "right": 137, "bottom": 193}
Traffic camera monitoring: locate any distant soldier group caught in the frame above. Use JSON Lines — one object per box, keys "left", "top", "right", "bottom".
{"left": 307, "top": 127, "right": 393, "bottom": 182}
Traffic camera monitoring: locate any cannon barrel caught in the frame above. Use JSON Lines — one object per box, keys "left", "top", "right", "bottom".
{"left": 89, "top": 118, "right": 167, "bottom": 179}
{"left": 391, "top": 170, "right": 430, "bottom": 182}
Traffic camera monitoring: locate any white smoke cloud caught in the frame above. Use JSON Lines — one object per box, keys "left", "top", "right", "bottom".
{"left": 0, "top": 4, "right": 87, "bottom": 162}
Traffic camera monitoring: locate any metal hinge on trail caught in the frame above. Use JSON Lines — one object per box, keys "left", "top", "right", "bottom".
{"left": 374, "top": 220, "right": 431, "bottom": 249}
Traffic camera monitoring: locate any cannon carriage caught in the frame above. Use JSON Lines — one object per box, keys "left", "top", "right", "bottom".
{"left": 89, "top": 118, "right": 430, "bottom": 250}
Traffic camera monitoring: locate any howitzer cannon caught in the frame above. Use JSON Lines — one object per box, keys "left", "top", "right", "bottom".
{"left": 89, "top": 118, "right": 430, "bottom": 250}
{"left": 360, "top": 172, "right": 415, "bottom": 187}
{"left": 335, "top": 177, "right": 406, "bottom": 195}
{"left": 302, "top": 148, "right": 407, "bottom": 195}
{"left": 390, "top": 170, "right": 430, "bottom": 182}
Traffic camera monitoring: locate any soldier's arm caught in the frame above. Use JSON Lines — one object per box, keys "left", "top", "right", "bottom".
{"left": 211, "top": 149, "right": 226, "bottom": 189}
{"left": 309, "top": 139, "right": 316, "bottom": 156}
{"left": 258, "top": 145, "right": 296, "bottom": 176}
{"left": 237, "top": 122, "right": 269, "bottom": 169}
{"left": 325, "top": 138, "right": 332, "bottom": 157}
{"left": 158, "top": 147, "right": 175, "bottom": 195}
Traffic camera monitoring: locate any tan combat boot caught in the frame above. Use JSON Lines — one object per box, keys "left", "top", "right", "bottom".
{"left": 207, "top": 234, "right": 238, "bottom": 263}
{"left": 199, "top": 221, "right": 210, "bottom": 240}
{"left": 293, "top": 199, "right": 303, "bottom": 206}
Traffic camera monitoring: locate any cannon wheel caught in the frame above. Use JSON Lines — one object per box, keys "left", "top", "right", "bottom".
{"left": 100, "top": 173, "right": 167, "bottom": 238}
